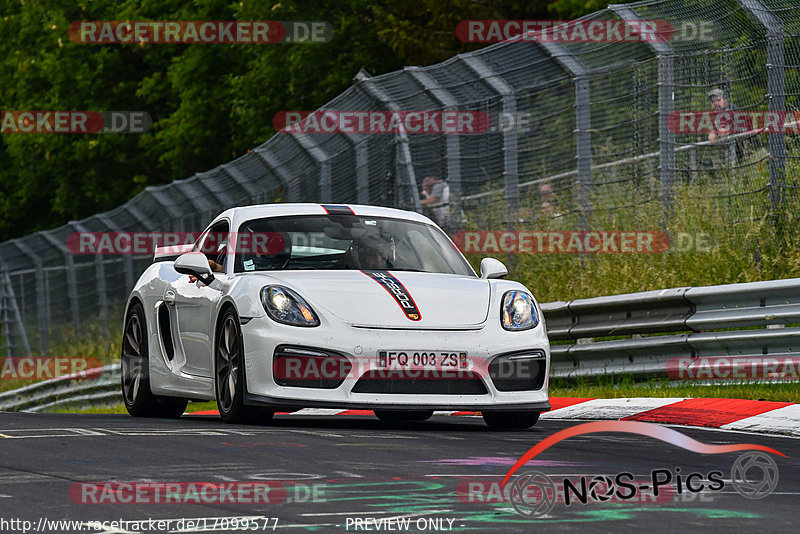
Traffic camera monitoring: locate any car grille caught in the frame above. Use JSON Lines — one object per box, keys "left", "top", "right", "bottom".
{"left": 351, "top": 370, "right": 488, "bottom": 395}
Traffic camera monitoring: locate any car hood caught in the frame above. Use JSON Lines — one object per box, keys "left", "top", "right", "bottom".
{"left": 256, "top": 270, "right": 490, "bottom": 328}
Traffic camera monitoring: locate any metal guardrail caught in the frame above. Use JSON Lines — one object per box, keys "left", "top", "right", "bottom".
{"left": 546, "top": 278, "right": 800, "bottom": 380}
{"left": 1, "top": 277, "right": 799, "bottom": 411}
{"left": 0, "top": 364, "right": 120, "bottom": 412}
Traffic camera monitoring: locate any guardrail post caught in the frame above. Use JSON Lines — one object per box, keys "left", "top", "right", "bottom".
{"left": 461, "top": 56, "right": 519, "bottom": 229}
{"left": 537, "top": 41, "right": 591, "bottom": 230}
{"left": 610, "top": 5, "right": 676, "bottom": 218}
{"left": 736, "top": 0, "right": 786, "bottom": 216}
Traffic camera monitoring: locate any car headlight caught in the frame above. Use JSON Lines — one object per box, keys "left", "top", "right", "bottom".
{"left": 261, "top": 286, "right": 320, "bottom": 327}
{"left": 501, "top": 290, "right": 538, "bottom": 331}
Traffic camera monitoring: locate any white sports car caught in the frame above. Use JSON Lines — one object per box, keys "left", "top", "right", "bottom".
{"left": 121, "top": 203, "right": 550, "bottom": 429}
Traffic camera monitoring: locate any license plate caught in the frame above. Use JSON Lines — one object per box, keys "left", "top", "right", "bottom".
{"left": 378, "top": 350, "right": 468, "bottom": 369}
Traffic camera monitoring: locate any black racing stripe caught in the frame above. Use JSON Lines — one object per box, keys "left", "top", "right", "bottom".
{"left": 361, "top": 270, "right": 422, "bottom": 321}
{"left": 321, "top": 204, "right": 355, "bottom": 216}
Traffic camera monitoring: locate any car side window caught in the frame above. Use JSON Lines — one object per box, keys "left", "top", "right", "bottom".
{"left": 195, "top": 221, "right": 230, "bottom": 271}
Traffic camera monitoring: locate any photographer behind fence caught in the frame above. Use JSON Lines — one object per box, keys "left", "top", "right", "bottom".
{"left": 421, "top": 175, "right": 450, "bottom": 231}
{"left": 706, "top": 88, "right": 746, "bottom": 166}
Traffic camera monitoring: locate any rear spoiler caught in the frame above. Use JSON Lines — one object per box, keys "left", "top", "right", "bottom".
{"left": 154, "top": 243, "right": 194, "bottom": 262}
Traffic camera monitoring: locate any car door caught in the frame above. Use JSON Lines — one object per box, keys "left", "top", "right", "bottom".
{"left": 167, "top": 220, "right": 230, "bottom": 378}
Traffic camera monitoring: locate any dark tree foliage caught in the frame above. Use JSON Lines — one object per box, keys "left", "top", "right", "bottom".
{"left": 0, "top": 0, "right": 621, "bottom": 240}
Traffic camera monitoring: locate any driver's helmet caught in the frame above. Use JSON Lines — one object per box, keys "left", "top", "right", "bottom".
{"left": 240, "top": 229, "right": 291, "bottom": 271}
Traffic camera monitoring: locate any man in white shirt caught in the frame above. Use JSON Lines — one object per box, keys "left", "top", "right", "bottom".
{"left": 421, "top": 176, "right": 450, "bottom": 230}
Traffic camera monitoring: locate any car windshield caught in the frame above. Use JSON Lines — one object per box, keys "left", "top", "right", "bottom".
{"left": 233, "top": 214, "right": 474, "bottom": 276}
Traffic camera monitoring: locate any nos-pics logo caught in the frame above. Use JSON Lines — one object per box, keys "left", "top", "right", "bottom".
{"left": 502, "top": 421, "right": 783, "bottom": 518}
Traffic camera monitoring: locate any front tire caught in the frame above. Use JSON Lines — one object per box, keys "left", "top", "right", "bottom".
{"left": 121, "top": 301, "right": 187, "bottom": 418}
{"left": 482, "top": 411, "right": 540, "bottom": 430}
{"left": 214, "top": 308, "right": 272, "bottom": 424}
{"left": 374, "top": 410, "right": 434, "bottom": 423}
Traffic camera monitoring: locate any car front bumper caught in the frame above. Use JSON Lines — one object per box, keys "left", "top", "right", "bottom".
{"left": 240, "top": 314, "right": 550, "bottom": 411}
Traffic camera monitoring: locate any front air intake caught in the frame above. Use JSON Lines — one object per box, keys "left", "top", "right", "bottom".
{"left": 489, "top": 350, "right": 547, "bottom": 391}
{"left": 273, "top": 345, "right": 352, "bottom": 389}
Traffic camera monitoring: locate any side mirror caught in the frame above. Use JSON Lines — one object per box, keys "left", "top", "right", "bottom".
{"left": 480, "top": 258, "right": 508, "bottom": 279}
{"left": 174, "top": 252, "right": 214, "bottom": 284}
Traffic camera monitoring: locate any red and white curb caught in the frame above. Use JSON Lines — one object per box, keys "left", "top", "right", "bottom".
{"left": 189, "top": 397, "right": 800, "bottom": 437}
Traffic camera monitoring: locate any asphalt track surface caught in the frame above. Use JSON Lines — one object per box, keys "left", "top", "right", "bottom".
{"left": 0, "top": 411, "right": 797, "bottom": 533}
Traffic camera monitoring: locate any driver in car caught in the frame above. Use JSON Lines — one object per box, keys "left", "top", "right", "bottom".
{"left": 188, "top": 231, "right": 292, "bottom": 282}
{"left": 241, "top": 230, "right": 292, "bottom": 271}
{"left": 356, "top": 234, "right": 394, "bottom": 270}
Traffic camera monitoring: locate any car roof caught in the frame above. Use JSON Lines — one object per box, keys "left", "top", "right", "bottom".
{"left": 214, "top": 203, "right": 436, "bottom": 229}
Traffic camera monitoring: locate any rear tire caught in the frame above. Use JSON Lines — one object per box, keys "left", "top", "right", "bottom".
{"left": 121, "top": 301, "right": 188, "bottom": 418}
{"left": 374, "top": 410, "right": 434, "bottom": 423}
{"left": 214, "top": 308, "right": 271, "bottom": 424}
{"left": 482, "top": 411, "right": 540, "bottom": 430}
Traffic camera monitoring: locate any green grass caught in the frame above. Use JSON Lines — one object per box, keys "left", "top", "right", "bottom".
{"left": 50, "top": 403, "right": 128, "bottom": 414}
{"left": 550, "top": 376, "right": 800, "bottom": 403}
{"left": 50, "top": 400, "right": 219, "bottom": 415}
{"left": 0, "top": 322, "right": 122, "bottom": 394}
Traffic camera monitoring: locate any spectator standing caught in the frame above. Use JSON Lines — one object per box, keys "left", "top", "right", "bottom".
{"left": 421, "top": 176, "right": 450, "bottom": 230}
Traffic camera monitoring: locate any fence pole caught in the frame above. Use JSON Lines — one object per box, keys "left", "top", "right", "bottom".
{"left": 40, "top": 232, "right": 81, "bottom": 335}
{"left": 254, "top": 147, "right": 302, "bottom": 201}
{"left": 292, "top": 133, "right": 332, "bottom": 202}
{"left": 737, "top": 0, "right": 786, "bottom": 216}
{"left": 407, "top": 67, "right": 463, "bottom": 230}
{"left": 610, "top": 5, "right": 676, "bottom": 219}
{"left": 356, "top": 76, "right": 421, "bottom": 211}
{"left": 461, "top": 55, "right": 519, "bottom": 229}
{"left": 220, "top": 162, "right": 261, "bottom": 202}
{"left": 72, "top": 222, "right": 108, "bottom": 337}
{"left": 11, "top": 241, "right": 49, "bottom": 355}
{"left": 0, "top": 269, "right": 32, "bottom": 357}
{"left": 356, "top": 141, "right": 370, "bottom": 204}
{"left": 537, "top": 42, "right": 591, "bottom": 230}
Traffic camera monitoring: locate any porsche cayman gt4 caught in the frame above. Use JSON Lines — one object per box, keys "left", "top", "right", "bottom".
{"left": 121, "top": 203, "right": 550, "bottom": 429}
